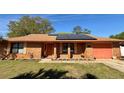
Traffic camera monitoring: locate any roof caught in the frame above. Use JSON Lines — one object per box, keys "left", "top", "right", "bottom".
{"left": 8, "top": 34, "right": 56, "bottom": 42}
{"left": 7, "top": 34, "right": 124, "bottom": 42}
{"left": 97, "top": 37, "right": 123, "bottom": 41}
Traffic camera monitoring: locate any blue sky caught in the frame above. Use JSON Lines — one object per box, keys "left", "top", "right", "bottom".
{"left": 0, "top": 14, "right": 124, "bottom": 37}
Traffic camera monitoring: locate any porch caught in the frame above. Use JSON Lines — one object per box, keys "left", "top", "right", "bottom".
{"left": 40, "top": 42, "right": 91, "bottom": 60}
{"left": 7, "top": 42, "right": 93, "bottom": 60}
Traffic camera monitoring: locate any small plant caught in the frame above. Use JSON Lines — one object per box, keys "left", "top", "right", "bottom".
{"left": 28, "top": 52, "right": 34, "bottom": 59}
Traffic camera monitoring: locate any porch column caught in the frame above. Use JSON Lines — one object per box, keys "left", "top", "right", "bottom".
{"left": 41, "top": 43, "right": 42, "bottom": 58}
{"left": 68, "top": 43, "right": 71, "bottom": 59}
{"left": 44, "top": 43, "right": 47, "bottom": 57}
{"left": 7, "top": 42, "right": 11, "bottom": 54}
{"left": 54, "top": 43, "right": 57, "bottom": 59}
{"left": 60, "top": 43, "right": 62, "bottom": 54}
{"left": 23, "top": 42, "right": 27, "bottom": 54}
{"left": 74, "top": 43, "right": 77, "bottom": 54}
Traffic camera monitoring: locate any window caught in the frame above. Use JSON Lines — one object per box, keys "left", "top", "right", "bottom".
{"left": 87, "top": 45, "right": 91, "bottom": 48}
{"left": 87, "top": 43, "right": 92, "bottom": 48}
{"left": 62, "top": 43, "right": 74, "bottom": 54}
{"left": 62, "top": 43, "right": 68, "bottom": 53}
{"left": 70, "top": 43, "right": 74, "bottom": 53}
{"left": 11, "top": 43, "right": 24, "bottom": 54}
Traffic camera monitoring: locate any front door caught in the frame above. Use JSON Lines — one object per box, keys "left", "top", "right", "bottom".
{"left": 46, "top": 44, "right": 54, "bottom": 56}
{"left": 41, "top": 43, "right": 54, "bottom": 58}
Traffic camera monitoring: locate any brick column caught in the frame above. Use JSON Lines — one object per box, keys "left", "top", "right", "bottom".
{"left": 74, "top": 43, "right": 77, "bottom": 54}
{"left": 41, "top": 43, "right": 42, "bottom": 58}
{"left": 68, "top": 43, "right": 71, "bottom": 59}
{"left": 7, "top": 42, "right": 11, "bottom": 54}
{"left": 85, "top": 43, "right": 93, "bottom": 58}
{"left": 54, "top": 43, "right": 57, "bottom": 59}
{"left": 44, "top": 43, "right": 47, "bottom": 57}
{"left": 23, "top": 42, "right": 27, "bottom": 54}
{"left": 60, "top": 43, "right": 62, "bottom": 54}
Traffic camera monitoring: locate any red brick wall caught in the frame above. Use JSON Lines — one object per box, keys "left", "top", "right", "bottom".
{"left": 26, "top": 42, "right": 42, "bottom": 59}
{"left": 15, "top": 42, "right": 55, "bottom": 59}
{"left": 0, "top": 41, "right": 7, "bottom": 58}
{"left": 15, "top": 42, "right": 42, "bottom": 59}
{"left": 84, "top": 43, "right": 93, "bottom": 58}
{"left": 112, "top": 42, "right": 121, "bottom": 59}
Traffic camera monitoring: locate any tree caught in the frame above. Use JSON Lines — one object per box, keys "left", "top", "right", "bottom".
{"left": 110, "top": 32, "right": 124, "bottom": 39}
{"left": 72, "top": 26, "right": 91, "bottom": 34}
{"left": 0, "top": 34, "right": 2, "bottom": 41}
{"left": 7, "top": 16, "right": 55, "bottom": 37}
{"left": 73, "top": 26, "right": 82, "bottom": 34}
{"left": 82, "top": 28, "right": 91, "bottom": 34}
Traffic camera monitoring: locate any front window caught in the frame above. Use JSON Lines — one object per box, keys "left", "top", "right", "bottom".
{"left": 70, "top": 43, "right": 74, "bottom": 53}
{"left": 62, "top": 43, "right": 68, "bottom": 54}
{"left": 62, "top": 43, "right": 74, "bottom": 54}
{"left": 11, "top": 43, "right": 24, "bottom": 54}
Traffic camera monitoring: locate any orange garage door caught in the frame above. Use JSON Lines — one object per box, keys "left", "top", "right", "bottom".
{"left": 93, "top": 43, "right": 112, "bottom": 59}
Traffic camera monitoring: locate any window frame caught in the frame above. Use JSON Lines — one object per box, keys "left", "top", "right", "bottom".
{"left": 62, "top": 43, "right": 75, "bottom": 54}
{"left": 70, "top": 43, "right": 74, "bottom": 53}
{"left": 62, "top": 43, "right": 68, "bottom": 54}
{"left": 11, "top": 43, "right": 24, "bottom": 54}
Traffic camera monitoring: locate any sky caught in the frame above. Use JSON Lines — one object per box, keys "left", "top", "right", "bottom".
{"left": 0, "top": 14, "right": 124, "bottom": 37}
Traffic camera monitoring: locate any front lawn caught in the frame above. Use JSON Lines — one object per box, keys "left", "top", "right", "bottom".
{"left": 0, "top": 60, "right": 124, "bottom": 79}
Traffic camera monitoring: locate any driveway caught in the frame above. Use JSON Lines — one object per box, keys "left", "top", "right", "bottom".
{"left": 102, "top": 60, "right": 124, "bottom": 73}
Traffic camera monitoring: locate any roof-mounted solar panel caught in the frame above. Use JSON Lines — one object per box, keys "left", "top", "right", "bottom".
{"left": 56, "top": 34, "right": 97, "bottom": 40}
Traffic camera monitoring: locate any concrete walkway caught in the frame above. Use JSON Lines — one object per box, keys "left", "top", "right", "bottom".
{"left": 102, "top": 60, "right": 124, "bottom": 73}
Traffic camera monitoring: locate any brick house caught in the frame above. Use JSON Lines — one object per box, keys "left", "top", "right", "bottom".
{"left": 2, "top": 34, "right": 124, "bottom": 60}
{"left": 0, "top": 38, "right": 8, "bottom": 59}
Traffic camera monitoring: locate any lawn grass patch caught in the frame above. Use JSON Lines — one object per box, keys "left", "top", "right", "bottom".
{"left": 0, "top": 60, "right": 124, "bottom": 79}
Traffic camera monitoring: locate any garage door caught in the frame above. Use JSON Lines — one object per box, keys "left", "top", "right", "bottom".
{"left": 93, "top": 43, "right": 112, "bottom": 59}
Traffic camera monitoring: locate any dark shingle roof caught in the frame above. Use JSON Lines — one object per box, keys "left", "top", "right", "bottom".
{"left": 56, "top": 34, "right": 97, "bottom": 40}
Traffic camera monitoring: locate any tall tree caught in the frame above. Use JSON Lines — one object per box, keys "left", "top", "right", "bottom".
{"left": 0, "top": 34, "right": 2, "bottom": 41}
{"left": 72, "top": 26, "right": 91, "bottom": 34}
{"left": 73, "top": 26, "right": 82, "bottom": 34}
{"left": 7, "top": 16, "right": 55, "bottom": 37}
{"left": 110, "top": 32, "right": 124, "bottom": 39}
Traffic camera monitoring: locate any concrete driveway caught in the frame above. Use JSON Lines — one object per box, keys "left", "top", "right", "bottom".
{"left": 102, "top": 60, "right": 124, "bottom": 73}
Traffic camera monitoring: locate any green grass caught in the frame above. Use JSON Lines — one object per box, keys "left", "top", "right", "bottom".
{"left": 0, "top": 60, "right": 124, "bottom": 79}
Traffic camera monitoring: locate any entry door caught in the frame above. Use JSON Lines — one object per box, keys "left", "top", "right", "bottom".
{"left": 46, "top": 44, "right": 54, "bottom": 56}
{"left": 41, "top": 44, "right": 53, "bottom": 57}
{"left": 120, "top": 45, "right": 124, "bottom": 56}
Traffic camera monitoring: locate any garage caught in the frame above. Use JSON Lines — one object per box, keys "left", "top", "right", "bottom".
{"left": 93, "top": 43, "right": 112, "bottom": 59}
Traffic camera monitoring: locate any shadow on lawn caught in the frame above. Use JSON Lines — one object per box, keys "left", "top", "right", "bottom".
{"left": 11, "top": 69, "right": 97, "bottom": 79}
{"left": 11, "top": 69, "right": 72, "bottom": 79}
{"left": 81, "top": 73, "right": 98, "bottom": 79}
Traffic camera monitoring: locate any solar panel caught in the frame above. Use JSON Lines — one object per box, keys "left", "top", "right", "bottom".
{"left": 56, "top": 34, "right": 97, "bottom": 40}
